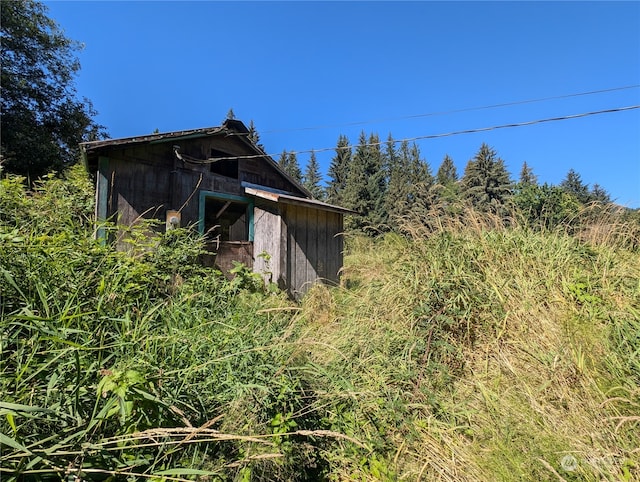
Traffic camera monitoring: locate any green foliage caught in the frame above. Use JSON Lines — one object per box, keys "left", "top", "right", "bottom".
{"left": 385, "top": 139, "right": 434, "bottom": 229}
{"left": 278, "top": 149, "right": 302, "bottom": 183}
{"left": 343, "top": 132, "right": 388, "bottom": 231}
{"left": 518, "top": 161, "right": 537, "bottom": 186}
{"left": 513, "top": 182, "right": 582, "bottom": 230}
{"left": 560, "top": 168, "right": 591, "bottom": 204}
{"left": 326, "top": 134, "right": 352, "bottom": 205}
{"left": 2, "top": 165, "right": 638, "bottom": 481}
{"left": 461, "top": 143, "right": 513, "bottom": 214}
{"left": 302, "top": 150, "right": 325, "bottom": 199}
{"left": 247, "top": 119, "right": 265, "bottom": 151}
{"left": 0, "top": 0, "right": 106, "bottom": 180}
{"left": 436, "top": 154, "right": 458, "bottom": 186}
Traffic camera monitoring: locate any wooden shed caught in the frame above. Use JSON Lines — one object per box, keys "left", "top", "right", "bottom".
{"left": 80, "top": 119, "right": 353, "bottom": 298}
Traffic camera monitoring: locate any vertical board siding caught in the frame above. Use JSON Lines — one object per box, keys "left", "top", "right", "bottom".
{"left": 316, "top": 208, "right": 327, "bottom": 280}
{"left": 253, "top": 205, "right": 282, "bottom": 286}
{"left": 284, "top": 204, "right": 344, "bottom": 298}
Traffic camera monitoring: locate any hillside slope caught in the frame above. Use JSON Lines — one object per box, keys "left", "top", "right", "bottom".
{"left": 1, "top": 169, "right": 638, "bottom": 481}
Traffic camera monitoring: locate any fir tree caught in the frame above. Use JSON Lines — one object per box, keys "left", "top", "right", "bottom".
{"left": 518, "top": 161, "right": 537, "bottom": 186}
{"left": 303, "top": 150, "right": 324, "bottom": 199}
{"left": 278, "top": 150, "right": 288, "bottom": 169}
{"left": 343, "top": 132, "right": 387, "bottom": 230}
{"left": 285, "top": 151, "right": 303, "bottom": 183}
{"left": 590, "top": 183, "right": 611, "bottom": 204}
{"left": 247, "top": 119, "right": 265, "bottom": 151}
{"left": 277, "top": 149, "right": 302, "bottom": 183}
{"left": 326, "top": 135, "right": 351, "bottom": 205}
{"left": 461, "top": 143, "right": 513, "bottom": 213}
{"left": 433, "top": 154, "right": 460, "bottom": 209}
{"left": 385, "top": 139, "right": 434, "bottom": 227}
{"left": 436, "top": 154, "right": 458, "bottom": 186}
{"left": 560, "top": 168, "right": 590, "bottom": 204}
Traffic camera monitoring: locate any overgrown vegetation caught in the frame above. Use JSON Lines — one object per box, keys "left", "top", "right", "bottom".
{"left": 1, "top": 165, "right": 638, "bottom": 480}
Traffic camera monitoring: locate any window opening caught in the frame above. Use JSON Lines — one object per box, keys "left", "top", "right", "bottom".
{"left": 210, "top": 148, "right": 238, "bottom": 179}
{"left": 203, "top": 197, "right": 248, "bottom": 242}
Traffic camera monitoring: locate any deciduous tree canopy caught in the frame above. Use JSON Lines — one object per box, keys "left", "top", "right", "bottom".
{"left": 0, "top": 0, "right": 105, "bottom": 180}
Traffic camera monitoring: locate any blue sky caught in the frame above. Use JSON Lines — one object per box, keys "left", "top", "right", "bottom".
{"left": 46, "top": 1, "right": 640, "bottom": 206}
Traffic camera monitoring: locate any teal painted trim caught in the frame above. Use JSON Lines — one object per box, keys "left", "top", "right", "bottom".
{"left": 247, "top": 199, "right": 254, "bottom": 241}
{"left": 96, "top": 156, "right": 109, "bottom": 242}
{"left": 198, "top": 190, "right": 254, "bottom": 241}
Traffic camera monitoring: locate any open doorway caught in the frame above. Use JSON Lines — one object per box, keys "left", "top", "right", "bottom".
{"left": 199, "top": 191, "right": 254, "bottom": 273}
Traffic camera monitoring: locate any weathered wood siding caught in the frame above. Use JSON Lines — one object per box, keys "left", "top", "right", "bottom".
{"left": 252, "top": 203, "right": 284, "bottom": 287}
{"left": 96, "top": 136, "right": 304, "bottom": 231}
{"left": 282, "top": 204, "right": 344, "bottom": 298}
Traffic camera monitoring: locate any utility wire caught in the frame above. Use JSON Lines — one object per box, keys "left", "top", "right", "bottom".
{"left": 209, "top": 104, "right": 640, "bottom": 162}
{"left": 261, "top": 84, "right": 640, "bottom": 134}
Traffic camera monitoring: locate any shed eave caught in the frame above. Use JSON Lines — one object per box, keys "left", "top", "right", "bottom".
{"left": 245, "top": 187, "right": 356, "bottom": 214}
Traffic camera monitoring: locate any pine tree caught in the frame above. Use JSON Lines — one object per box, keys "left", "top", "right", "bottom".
{"left": 303, "top": 150, "right": 324, "bottom": 199}
{"left": 461, "top": 143, "right": 513, "bottom": 213}
{"left": 326, "top": 135, "right": 351, "bottom": 205}
{"left": 560, "top": 168, "right": 590, "bottom": 204}
{"left": 436, "top": 155, "right": 458, "bottom": 186}
{"left": 518, "top": 161, "right": 537, "bottom": 186}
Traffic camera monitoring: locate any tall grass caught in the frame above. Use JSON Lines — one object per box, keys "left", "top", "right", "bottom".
{"left": 2, "top": 169, "right": 638, "bottom": 480}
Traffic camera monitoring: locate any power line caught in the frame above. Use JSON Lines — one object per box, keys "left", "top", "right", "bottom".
{"left": 212, "top": 104, "right": 640, "bottom": 162}
{"left": 261, "top": 84, "right": 640, "bottom": 134}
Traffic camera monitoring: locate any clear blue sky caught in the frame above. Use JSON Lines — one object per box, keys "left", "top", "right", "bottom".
{"left": 45, "top": 1, "right": 640, "bottom": 207}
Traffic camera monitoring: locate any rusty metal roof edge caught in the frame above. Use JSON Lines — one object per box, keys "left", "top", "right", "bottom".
{"left": 245, "top": 186, "right": 356, "bottom": 215}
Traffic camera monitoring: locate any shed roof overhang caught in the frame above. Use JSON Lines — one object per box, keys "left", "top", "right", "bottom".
{"left": 245, "top": 186, "right": 356, "bottom": 215}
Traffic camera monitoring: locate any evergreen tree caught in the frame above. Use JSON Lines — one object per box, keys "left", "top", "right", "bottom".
{"left": 279, "top": 151, "right": 302, "bottom": 183}
{"left": 385, "top": 139, "right": 434, "bottom": 227}
{"left": 326, "top": 135, "right": 352, "bottom": 205}
{"left": 278, "top": 150, "right": 288, "bottom": 169}
{"left": 590, "top": 183, "right": 611, "bottom": 204}
{"left": 560, "top": 168, "right": 590, "bottom": 204}
{"left": 461, "top": 143, "right": 513, "bottom": 213}
{"left": 247, "top": 119, "right": 265, "bottom": 151}
{"left": 436, "top": 154, "right": 458, "bottom": 186}
{"left": 518, "top": 161, "right": 537, "bottom": 186}
{"left": 1, "top": 0, "right": 105, "bottom": 180}
{"left": 343, "top": 132, "right": 387, "bottom": 230}
{"left": 433, "top": 154, "right": 460, "bottom": 209}
{"left": 303, "top": 150, "right": 324, "bottom": 199}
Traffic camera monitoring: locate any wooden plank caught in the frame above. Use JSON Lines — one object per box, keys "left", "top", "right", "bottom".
{"left": 326, "top": 211, "right": 343, "bottom": 284}
{"left": 252, "top": 204, "right": 281, "bottom": 285}
{"left": 316, "top": 208, "right": 327, "bottom": 280}
{"left": 292, "top": 205, "right": 307, "bottom": 298}
{"left": 306, "top": 206, "right": 318, "bottom": 286}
